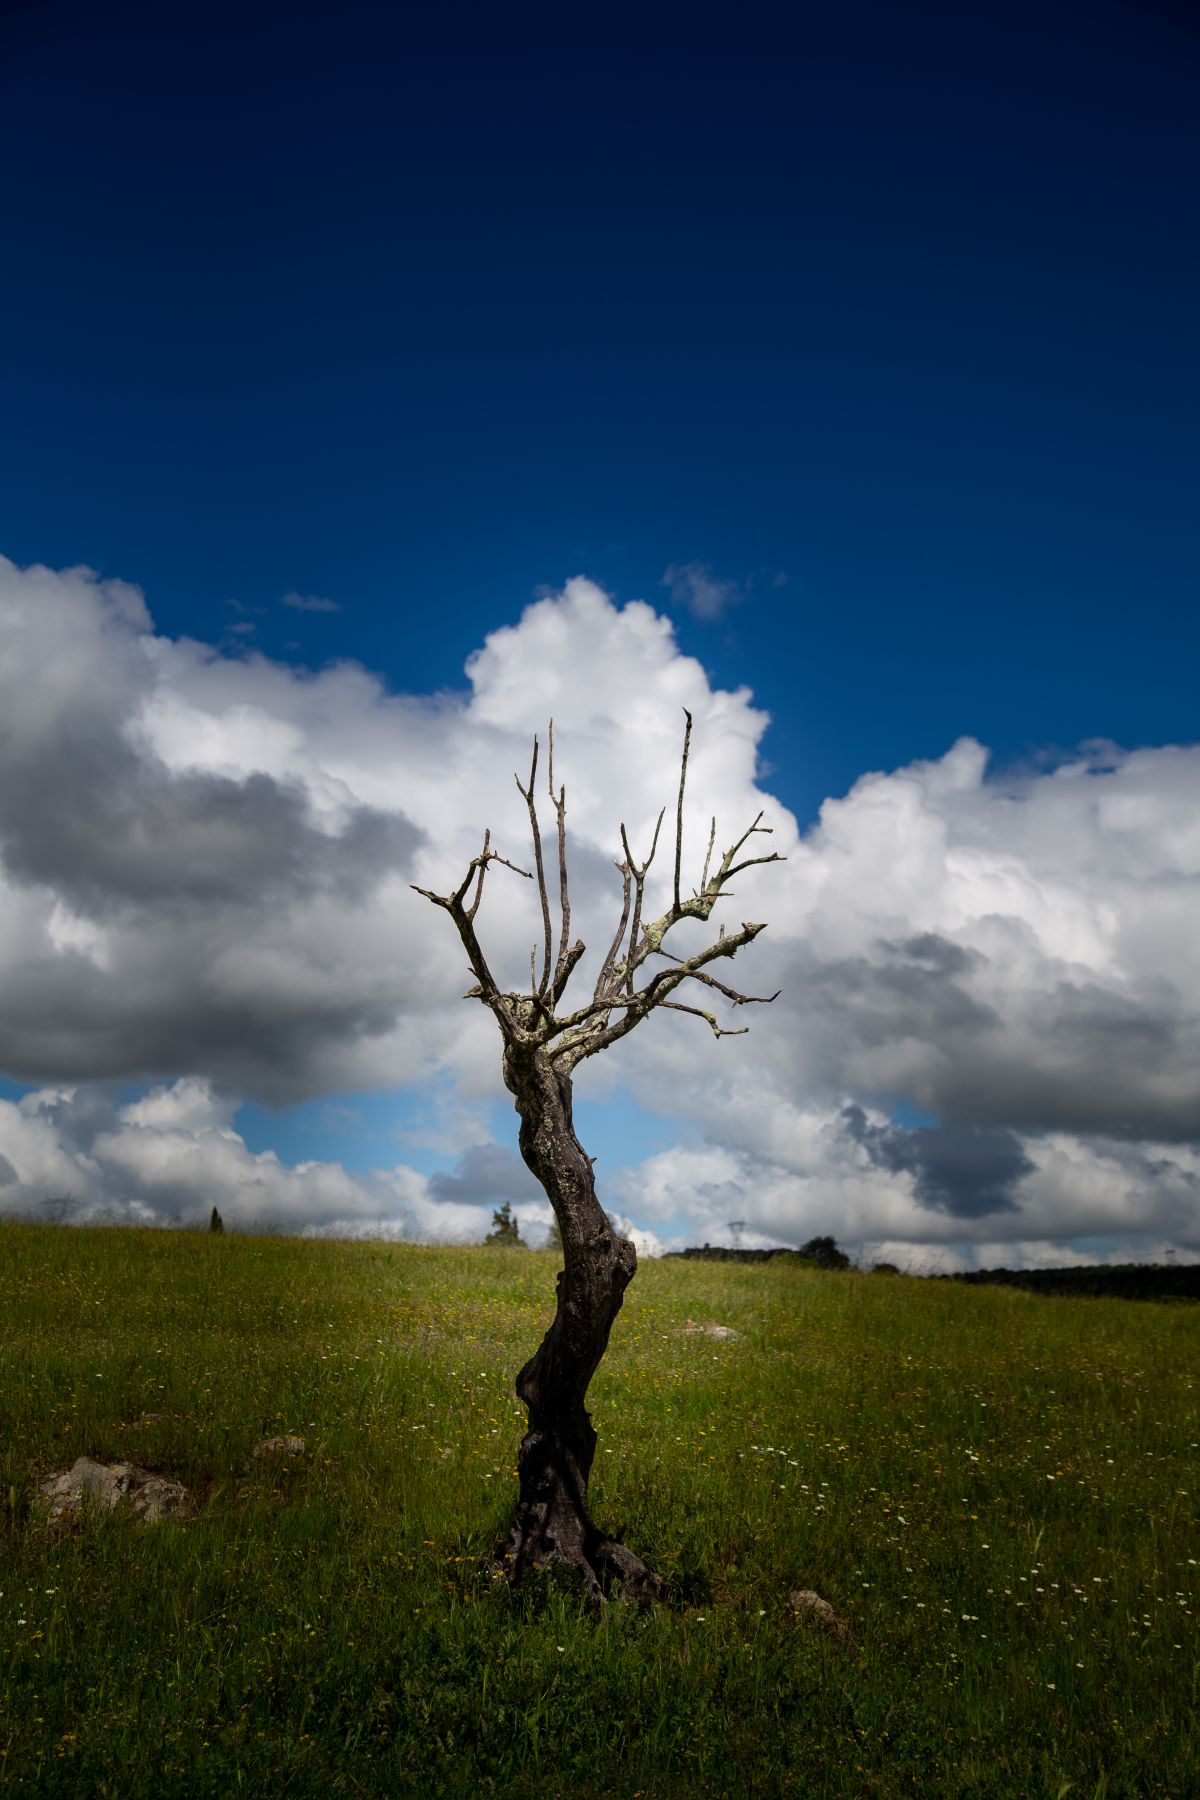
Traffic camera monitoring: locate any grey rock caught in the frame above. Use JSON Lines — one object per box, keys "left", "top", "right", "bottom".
{"left": 251, "top": 1435, "right": 306, "bottom": 1459}
{"left": 38, "top": 1456, "right": 196, "bottom": 1527}
{"left": 788, "top": 1588, "right": 854, "bottom": 1646}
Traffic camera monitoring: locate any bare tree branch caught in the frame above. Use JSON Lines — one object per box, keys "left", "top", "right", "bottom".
{"left": 593, "top": 859, "right": 632, "bottom": 1002}
{"left": 673, "top": 708, "right": 691, "bottom": 914}
{"left": 619, "top": 810, "right": 665, "bottom": 997}
{"left": 411, "top": 836, "right": 534, "bottom": 1042}
{"left": 465, "top": 827, "right": 491, "bottom": 920}
{"left": 549, "top": 955, "right": 779, "bottom": 1042}
{"left": 514, "top": 738, "right": 553, "bottom": 998}
{"left": 546, "top": 719, "right": 582, "bottom": 1002}
{"left": 724, "top": 850, "right": 782, "bottom": 879}
{"left": 713, "top": 812, "right": 777, "bottom": 884}
{"left": 699, "top": 813, "right": 716, "bottom": 894}
{"left": 651, "top": 952, "right": 782, "bottom": 1009}
{"left": 555, "top": 917, "right": 777, "bottom": 1068}
{"left": 657, "top": 999, "right": 749, "bottom": 1038}
{"left": 410, "top": 839, "right": 531, "bottom": 914}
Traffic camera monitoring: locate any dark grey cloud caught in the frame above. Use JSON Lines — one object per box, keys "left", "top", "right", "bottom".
{"left": 0, "top": 733, "right": 421, "bottom": 1099}
{"left": 0, "top": 952, "right": 404, "bottom": 1099}
{"left": 843, "top": 1104, "right": 1030, "bottom": 1218}
{"left": 782, "top": 932, "right": 1200, "bottom": 1145}
{"left": 0, "top": 561, "right": 432, "bottom": 1103}
{"left": 427, "top": 1143, "right": 544, "bottom": 1211}
{"left": 885, "top": 932, "right": 976, "bottom": 977}
{"left": 928, "top": 981, "right": 1197, "bottom": 1141}
{"left": 0, "top": 719, "right": 418, "bottom": 912}
{"left": 18, "top": 1083, "right": 121, "bottom": 1154}
{"left": 796, "top": 932, "right": 1000, "bottom": 1059}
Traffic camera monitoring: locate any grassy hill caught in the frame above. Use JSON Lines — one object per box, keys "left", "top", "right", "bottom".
{"left": 1, "top": 1221, "right": 1196, "bottom": 1797}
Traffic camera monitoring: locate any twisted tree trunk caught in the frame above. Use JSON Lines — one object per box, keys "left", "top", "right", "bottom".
{"left": 498, "top": 1044, "right": 661, "bottom": 1603}
{"left": 413, "top": 715, "right": 781, "bottom": 1604}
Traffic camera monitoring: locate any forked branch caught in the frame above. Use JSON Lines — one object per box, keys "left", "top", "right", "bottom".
{"left": 657, "top": 1000, "right": 749, "bottom": 1039}
{"left": 619, "top": 810, "right": 665, "bottom": 997}
{"left": 411, "top": 832, "right": 534, "bottom": 1036}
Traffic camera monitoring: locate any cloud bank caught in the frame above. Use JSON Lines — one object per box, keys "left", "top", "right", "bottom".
{"left": 1, "top": 554, "right": 1197, "bottom": 1265}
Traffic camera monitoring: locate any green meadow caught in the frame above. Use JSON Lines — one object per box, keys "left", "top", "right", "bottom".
{"left": 0, "top": 1221, "right": 1196, "bottom": 1798}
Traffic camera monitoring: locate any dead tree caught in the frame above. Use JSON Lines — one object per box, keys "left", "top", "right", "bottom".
{"left": 413, "top": 713, "right": 782, "bottom": 1602}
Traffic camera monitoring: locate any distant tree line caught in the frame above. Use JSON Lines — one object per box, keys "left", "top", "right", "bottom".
{"left": 666, "top": 1244, "right": 1200, "bottom": 1300}
{"left": 667, "top": 1236, "right": 851, "bottom": 1269}
{"left": 940, "top": 1262, "right": 1200, "bottom": 1302}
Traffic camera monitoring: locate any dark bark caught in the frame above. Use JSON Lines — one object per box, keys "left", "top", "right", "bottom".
{"left": 497, "top": 1043, "right": 662, "bottom": 1603}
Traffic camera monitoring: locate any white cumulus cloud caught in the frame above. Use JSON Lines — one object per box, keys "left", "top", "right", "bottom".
{"left": 0, "top": 553, "right": 1197, "bottom": 1265}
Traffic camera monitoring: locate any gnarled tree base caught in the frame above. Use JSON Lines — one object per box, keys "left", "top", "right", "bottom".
{"left": 498, "top": 1425, "right": 662, "bottom": 1606}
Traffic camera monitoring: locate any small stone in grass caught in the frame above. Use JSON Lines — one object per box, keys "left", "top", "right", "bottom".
{"left": 252, "top": 1435, "right": 306, "bottom": 1459}
{"left": 788, "top": 1588, "right": 854, "bottom": 1647}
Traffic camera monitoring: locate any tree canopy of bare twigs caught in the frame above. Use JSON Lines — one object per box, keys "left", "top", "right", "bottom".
{"left": 413, "top": 711, "right": 782, "bottom": 1068}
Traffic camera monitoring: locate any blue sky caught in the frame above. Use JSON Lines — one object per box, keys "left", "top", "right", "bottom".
{"left": 0, "top": 2, "right": 1197, "bottom": 1263}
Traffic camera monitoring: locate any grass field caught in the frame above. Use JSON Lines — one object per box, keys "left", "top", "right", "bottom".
{"left": 1, "top": 1221, "right": 1196, "bottom": 1797}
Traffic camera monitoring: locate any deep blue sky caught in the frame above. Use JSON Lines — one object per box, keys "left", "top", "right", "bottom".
{"left": 2, "top": 0, "right": 1197, "bottom": 826}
